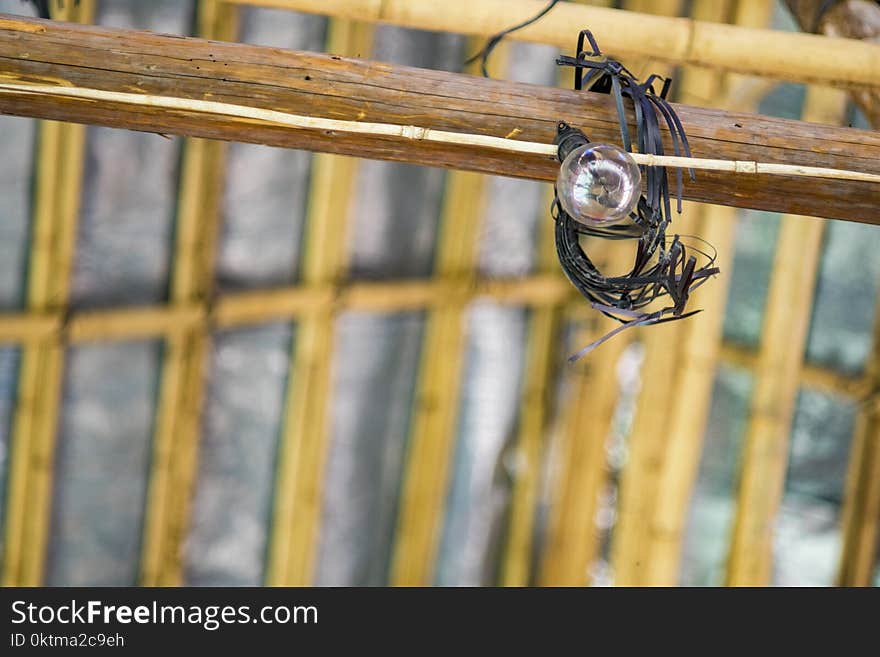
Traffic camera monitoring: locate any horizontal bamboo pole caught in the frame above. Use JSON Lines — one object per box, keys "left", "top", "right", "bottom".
{"left": 0, "top": 15, "right": 879, "bottom": 221}
{"left": 229, "top": 0, "right": 880, "bottom": 92}
{"left": 0, "top": 275, "right": 574, "bottom": 345}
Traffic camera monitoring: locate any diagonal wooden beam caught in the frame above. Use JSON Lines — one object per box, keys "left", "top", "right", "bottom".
{"left": 0, "top": 14, "right": 878, "bottom": 222}
{"left": 139, "top": 0, "right": 238, "bottom": 587}
{"left": 0, "top": 0, "right": 93, "bottom": 587}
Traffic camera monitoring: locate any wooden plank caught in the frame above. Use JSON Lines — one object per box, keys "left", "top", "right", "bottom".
{"left": 228, "top": 0, "right": 880, "bottom": 91}
{"left": 390, "top": 43, "right": 509, "bottom": 587}
{"left": 265, "top": 19, "right": 374, "bottom": 586}
{"left": 0, "top": 0, "right": 93, "bottom": 587}
{"left": 726, "top": 85, "right": 850, "bottom": 587}
{"left": 642, "top": 0, "right": 775, "bottom": 587}
{"left": 139, "top": 0, "right": 238, "bottom": 587}
{"left": 1, "top": 15, "right": 879, "bottom": 222}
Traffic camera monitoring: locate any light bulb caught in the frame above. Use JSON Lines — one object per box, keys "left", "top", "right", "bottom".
{"left": 556, "top": 143, "right": 641, "bottom": 226}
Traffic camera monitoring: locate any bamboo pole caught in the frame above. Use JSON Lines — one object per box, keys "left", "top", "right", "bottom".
{"left": 0, "top": 275, "right": 574, "bottom": 345}
{"left": 228, "top": 0, "right": 880, "bottom": 91}
{"left": 0, "top": 0, "right": 93, "bottom": 588}
{"left": 490, "top": 3, "right": 611, "bottom": 583}
{"left": 837, "top": 293, "right": 880, "bottom": 585}
{"left": 1, "top": 16, "right": 879, "bottom": 222}
{"left": 139, "top": 0, "right": 238, "bottom": 587}
{"left": 726, "top": 86, "right": 850, "bottom": 587}
{"left": 390, "top": 41, "right": 510, "bottom": 587}
{"left": 607, "top": 0, "right": 690, "bottom": 588}
{"left": 642, "top": 0, "right": 776, "bottom": 587}
{"left": 266, "top": 18, "right": 374, "bottom": 587}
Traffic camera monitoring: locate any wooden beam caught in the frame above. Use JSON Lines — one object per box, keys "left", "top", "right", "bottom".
{"left": 726, "top": 86, "right": 849, "bottom": 587}
{"left": 266, "top": 18, "right": 373, "bottom": 587}
{"left": 785, "top": 0, "right": 880, "bottom": 128}
{"left": 228, "top": 0, "right": 880, "bottom": 91}
{"left": 139, "top": 0, "right": 238, "bottom": 587}
{"left": 0, "top": 0, "right": 93, "bottom": 587}
{"left": 0, "top": 15, "right": 878, "bottom": 222}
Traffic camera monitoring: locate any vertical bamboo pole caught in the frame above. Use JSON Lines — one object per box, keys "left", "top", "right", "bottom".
{"left": 606, "top": 0, "right": 689, "bottom": 587}
{"left": 0, "top": 0, "right": 94, "bottom": 587}
{"left": 140, "top": 0, "right": 238, "bottom": 587}
{"left": 390, "top": 45, "right": 510, "bottom": 587}
{"left": 535, "top": 0, "right": 657, "bottom": 587}
{"left": 837, "top": 303, "right": 880, "bottom": 585}
{"left": 265, "top": 19, "right": 373, "bottom": 586}
{"left": 500, "top": 187, "right": 559, "bottom": 586}
{"left": 726, "top": 87, "right": 849, "bottom": 587}
{"left": 642, "top": 0, "right": 775, "bottom": 587}
{"left": 500, "top": 0, "right": 612, "bottom": 587}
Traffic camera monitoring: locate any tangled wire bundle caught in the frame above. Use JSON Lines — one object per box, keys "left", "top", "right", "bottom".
{"left": 553, "top": 31, "right": 719, "bottom": 360}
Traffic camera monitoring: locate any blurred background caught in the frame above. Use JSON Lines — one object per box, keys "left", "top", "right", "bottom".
{"left": 0, "top": 0, "right": 878, "bottom": 587}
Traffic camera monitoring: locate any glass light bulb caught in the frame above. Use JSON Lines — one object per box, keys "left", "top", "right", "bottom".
{"left": 556, "top": 143, "right": 641, "bottom": 226}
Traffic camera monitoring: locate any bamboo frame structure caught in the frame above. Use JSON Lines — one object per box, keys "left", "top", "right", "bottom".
{"left": 1, "top": 15, "right": 879, "bottom": 222}
{"left": 0, "top": 0, "right": 878, "bottom": 590}
{"left": 266, "top": 18, "right": 374, "bottom": 587}
{"left": 727, "top": 86, "right": 849, "bottom": 586}
{"left": 0, "top": 0, "right": 93, "bottom": 589}
{"left": 139, "top": 0, "right": 238, "bottom": 588}
{"left": 228, "top": 0, "right": 880, "bottom": 91}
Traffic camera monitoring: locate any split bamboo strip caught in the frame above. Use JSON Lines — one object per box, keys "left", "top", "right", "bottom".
{"left": 140, "top": 0, "right": 238, "bottom": 587}
{"left": 391, "top": 42, "right": 509, "bottom": 587}
{"left": 1, "top": 17, "right": 879, "bottom": 222}
{"left": 266, "top": 19, "right": 373, "bottom": 586}
{"left": 607, "top": 0, "right": 688, "bottom": 588}
{"left": 0, "top": 0, "right": 93, "bottom": 587}
{"left": 642, "top": 0, "right": 775, "bottom": 587}
{"left": 837, "top": 294, "right": 880, "bottom": 585}
{"left": 228, "top": 0, "right": 880, "bottom": 91}
{"left": 726, "top": 86, "right": 850, "bottom": 587}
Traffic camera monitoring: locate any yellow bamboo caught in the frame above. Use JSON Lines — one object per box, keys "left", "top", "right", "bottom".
{"left": 140, "top": 0, "right": 237, "bottom": 587}
{"left": 228, "top": 0, "right": 880, "bottom": 90}
{"left": 726, "top": 86, "right": 849, "bottom": 587}
{"left": 640, "top": 0, "right": 776, "bottom": 587}
{"left": 390, "top": 43, "right": 510, "bottom": 587}
{"left": 837, "top": 298, "right": 880, "bottom": 585}
{"left": 500, "top": 189, "right": 560, "bottom": 586}
{"left": 265, "top": 19, "right": 374, "bottom": 586}
{"left": 0, "top": 0, "right": 93, "bottom": 588}
{"left": 606, "top": 0, "right": 688, "bottom": 588}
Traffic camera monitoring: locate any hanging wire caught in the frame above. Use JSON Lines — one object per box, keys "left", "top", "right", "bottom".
{"left": 464, "top": 0, "right": 561, "bottom": 76}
